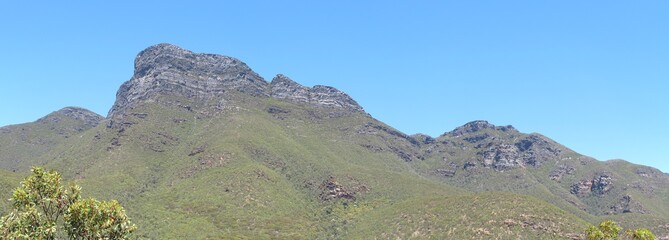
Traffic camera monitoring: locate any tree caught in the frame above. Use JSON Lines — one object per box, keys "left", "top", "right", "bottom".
{"left": 0, "top": 167, "right": 136, "bottom": 239}
{"left": 586, "top": 220, "right": 656, "bottom": 240}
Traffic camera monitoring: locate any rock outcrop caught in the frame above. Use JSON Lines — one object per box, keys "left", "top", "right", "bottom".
{"left": 108, "top": 44, "right": 364, "bottom": 119}
{"left": 570, "top": 174, "right": 614, "bottom": 196}
{"left": 549, "top": 164, "right": 576, "bottom": 181}
{"left": 37, "top": 107, "right": 104, "bottom": 128}
{"left": 447, "top": 120, "right": 516, "bottom": 137}
{"left": 439, "top": 121, "right": 564, "bottom": 171}
{"left": 319, "top": 176, "right": 356, "bottom": 201}
{"left": 480, "top": 144, "right": 524, "bottom": 170}
{"left": 591, "top": 174, "right": 614, "bottom": 195}
{"left": 108, "top": 43, "right": 268, "bottom": 119}
{"left": 270, "top": 74, "right": 364, "bottom": 112}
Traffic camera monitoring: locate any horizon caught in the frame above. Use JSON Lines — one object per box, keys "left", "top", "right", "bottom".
{"left": 1, "top": 1, "right": 667, "bottom": 173}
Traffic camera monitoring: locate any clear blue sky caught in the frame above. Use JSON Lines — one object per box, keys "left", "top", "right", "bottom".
{"left": 1, "top": 1, "right": 667, "bottom": 172}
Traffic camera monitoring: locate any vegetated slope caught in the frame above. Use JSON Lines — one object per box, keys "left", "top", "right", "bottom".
{"left": 0, "top": 43, "right": 666, "bottom": 238}
{"left": 0, "top": 169, "right": 21, "bottom": 212}
{"left": 13, "top": 93, "right": 589, "bottom": 239}
{"left": 409, "top": 120, "right": 669, "bottom": 236}
{"left": 0, "top": 107, "right": 103, "bottom": 171}
{"left": 348, "top": 192, "right": 588, "bottom": 239}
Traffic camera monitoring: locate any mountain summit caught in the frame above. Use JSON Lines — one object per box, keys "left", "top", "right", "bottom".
{"left": 108, "top": 43, "right": 363, "bottom": 120}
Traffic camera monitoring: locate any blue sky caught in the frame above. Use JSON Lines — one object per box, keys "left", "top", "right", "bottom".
{"left": 1, "top": 1, "right": 667, "bottom": 172}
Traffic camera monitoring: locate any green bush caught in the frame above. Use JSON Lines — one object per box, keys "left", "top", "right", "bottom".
{"left": 586, "top": 220, "right": 656, "bottom": 240}
{"left": 0, "top": 167, "right": 136, "bottom": 239}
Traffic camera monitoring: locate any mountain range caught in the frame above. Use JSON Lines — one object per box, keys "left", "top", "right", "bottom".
{"left": 1, "top": 43, "right": 667, "bottom": 239}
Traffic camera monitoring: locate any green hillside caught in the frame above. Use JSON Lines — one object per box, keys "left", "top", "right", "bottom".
{"left": 0, "top": 107, "right": 103, "bottom": 171}
{"left": 0, "top": 43, "right": 666, "bottom": 239}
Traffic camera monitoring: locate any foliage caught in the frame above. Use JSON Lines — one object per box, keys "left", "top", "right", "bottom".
{"left": 0, "top": 167, "right": 136, "bottom": 239}
{"left": 65, "top": 198, "right": 136, "bottom": 239}
{"left": 626, "top": 228, "right": 656, "bottom": 240}
{"left": 586, "top": 220, "right": 656, "bottom": 240}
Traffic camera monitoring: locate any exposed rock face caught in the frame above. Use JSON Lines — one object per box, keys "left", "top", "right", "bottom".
{"left": 109, "top": 43, "right": 267, "bottom": 118}
{"left": 319, "top": 176, "right": 356, "bottom": 201}
{"left": 108, "top": 44, "right": 364, "bottom": 119}
{"left": 480, "top": 144, "right": 524, "bottom": 170}
{"left": 570, "top": 174, "right": 614, "bottom": 196}
{"left": 474, "top": 134, "right": 562, "bottom": 171}
{"left": 433, "top": 121, "right": 567, "bottom": 172}
{"left": 591, "top": 174, "right": 614, "bottom": 195}
{"left": 570, "top": 180, "right": 593, "bottom": 196}
{"left": 270, "top": 74, "right": 364, "bottom": 112}
{"left": 270, "top": 74, "right": 310, "bottom": 104}
{"left": 38, "top": 107, "right": 104, "bottom": 128}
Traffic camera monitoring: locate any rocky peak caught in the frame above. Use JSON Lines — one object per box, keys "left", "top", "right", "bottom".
{"left": 108, "top": 43, "right": 268, "bottom": 118}
{"left": 37, "top": 107, "right": 104, "bottom": 127}
{"left": 446, "top": 120, "right": 516, "bottom": 137}
{"left": 109, "top": 44, "right": 366, "bottom": 119}
{"left": 132, "top": 43, "right": 263, "bottom": 81}
{"left": 270, "top": 74, "right": 364, "bottom": 112}
{"left": 270, "top": 74, "right": 310, "bottom": 104}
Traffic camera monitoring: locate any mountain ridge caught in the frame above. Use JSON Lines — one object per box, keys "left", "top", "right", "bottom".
{"left": 1, "top": 43, "right": 668, "bottom": 238}
{"left": 108, "top": 43, "right": 363, "bottom": 122}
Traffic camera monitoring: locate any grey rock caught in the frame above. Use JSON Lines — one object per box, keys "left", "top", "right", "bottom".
{"left": 269, "top": 74, "right": 310, "bottom": 104}
{"left": 570, "top": 180, "right": 593, "bottom": 196}
{"left": 109, "top": 43, "right": 268, "bottom": 119}
{"left": 476, "top": 135, "right": 564, "bottom": 171}
{"left": 109, "top": 44, "right": 365, "bottom": 120}
{"left": 570, "top": 174, "right": 614, "bottom": 196}
{"left": 270, "top": 74, "right": 364, "bottom": 112}
{"left": 549, "top": 164, "right": 576, "bottom": 181}
{"left": 591, "top": 174, "right": 614, "bottom": 195}
{"left": 480, "top": 143, "right": 524, "bottom": 170}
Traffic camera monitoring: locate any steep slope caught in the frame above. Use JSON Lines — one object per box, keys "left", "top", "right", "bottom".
{"left": 410, "top": 120, "right": 669, "bottom": 235}
{"left": 29, "top": 95, "right": 592, "bottom": 238}
{"left": 0, "top": 43, "right": 666, "bottom": 238}
{"left": 0, "top": 107, "right": 103, "bottom": 171}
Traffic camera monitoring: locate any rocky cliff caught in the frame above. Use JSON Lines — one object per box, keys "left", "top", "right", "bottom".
{"left": 270, "top": 74, "right": 363, "bottom": 112}
{"left": 108, "top": 44, "right": 364, "bottom": 120}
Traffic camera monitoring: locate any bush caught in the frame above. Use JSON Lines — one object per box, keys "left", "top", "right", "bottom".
{"left": 586, "top": 220, "right": 656, "bottom": 240}
{"left": 0, "top": 167, "right": 136, "bottom": 239}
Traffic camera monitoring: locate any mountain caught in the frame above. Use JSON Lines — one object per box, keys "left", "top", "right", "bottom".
{"left": 0, "top": 43, "right": 667, "bottom": 239}
{"left": 0, "top": 107, "right": 103, "bottom": 171}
